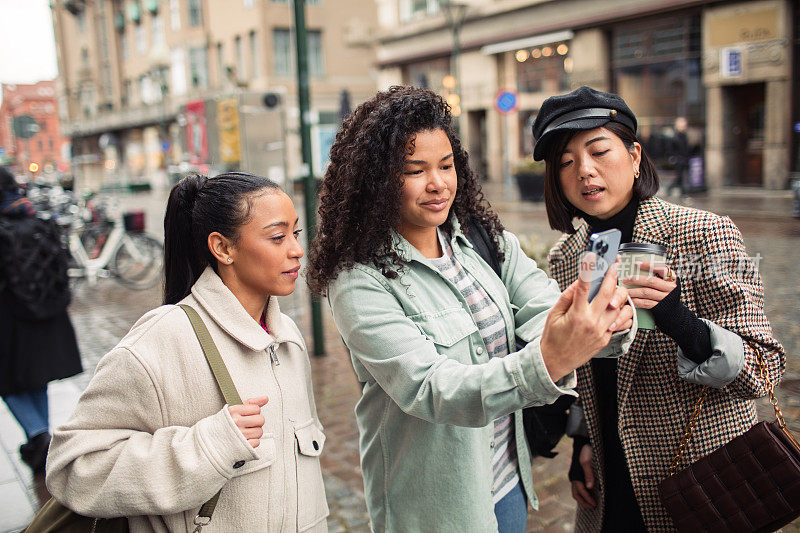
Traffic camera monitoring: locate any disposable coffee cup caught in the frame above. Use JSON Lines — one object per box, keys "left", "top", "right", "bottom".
{"left": 618, "top": 243, "right": 668, "bottom": 330}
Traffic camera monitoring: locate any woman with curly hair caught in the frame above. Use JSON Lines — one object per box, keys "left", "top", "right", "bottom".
{"left": 307, "top": 86, "right": 636, "bottom": 532}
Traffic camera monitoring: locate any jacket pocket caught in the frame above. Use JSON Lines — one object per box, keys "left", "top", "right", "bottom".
{"left": 409, "top": 307, "right": 478, "bottom": 348}
{"left": 230, "top": 433, "right": 276, "bottom": 477}
{"left": 293, "top": 419, "right": 329, "bottom": 531}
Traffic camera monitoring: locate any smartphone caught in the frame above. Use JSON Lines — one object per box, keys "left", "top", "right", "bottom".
{"left": 584, "top": 229, "right": 622, "bottom": 302}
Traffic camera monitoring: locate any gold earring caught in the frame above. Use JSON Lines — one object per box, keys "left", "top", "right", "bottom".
{"left": 634, "top": 169, "right": 640, "bottom": 179}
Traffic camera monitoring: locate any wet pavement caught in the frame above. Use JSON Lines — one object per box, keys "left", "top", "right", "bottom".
{"left": 1, "top": 182, "right": 799, "bottom": 532}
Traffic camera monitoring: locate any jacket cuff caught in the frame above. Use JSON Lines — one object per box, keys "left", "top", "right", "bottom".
{"left": 593, "top": 295, "right": 638, "bottom": 359}
{"left": 677, "top": 319, "right": 745, "bottom": 388}
{"left": 195, "top": 406, "right": 259, "bottom": 478}
{"left": 516, "top": 337, "right": 578, "bottom": 405}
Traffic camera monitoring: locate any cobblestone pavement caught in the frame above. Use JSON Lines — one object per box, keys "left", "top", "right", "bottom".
{"left": 1, "top": 184, "right": 799, "bottom": 532}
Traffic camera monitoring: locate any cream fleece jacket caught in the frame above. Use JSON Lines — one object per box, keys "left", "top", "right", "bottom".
{"left": 46, "top": 267, "right": 329, "bottom": 532}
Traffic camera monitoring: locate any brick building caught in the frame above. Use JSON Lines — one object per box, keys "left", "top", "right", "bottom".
{"left": 0, "top": 80, "right": 70, "bottom": 177}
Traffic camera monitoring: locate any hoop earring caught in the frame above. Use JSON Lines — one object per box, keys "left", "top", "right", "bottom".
{"left": 634, "top": 169, "right": 640, "bottom": 180}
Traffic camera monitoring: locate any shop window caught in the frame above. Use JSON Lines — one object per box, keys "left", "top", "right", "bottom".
{"left": 516, "top": 42, "right": 571, "bottom": 94}
{"left": 612, "top": 14, "right": 703, "bottom": 166}
{"left": 403, "top": 57, "right": 450, "bottom": 91}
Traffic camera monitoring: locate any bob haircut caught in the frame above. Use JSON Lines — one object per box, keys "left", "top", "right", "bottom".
{"left": 542, "top": 121, "right": 659, "bottom": 234}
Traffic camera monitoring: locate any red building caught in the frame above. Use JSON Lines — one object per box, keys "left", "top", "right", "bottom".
{"left": 0, "top": 81, "right": 69, "bottom": 176}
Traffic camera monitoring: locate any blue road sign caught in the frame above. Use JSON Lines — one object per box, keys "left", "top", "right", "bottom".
{"left": 495, "top": 90, "right": 518, "bottom": 114}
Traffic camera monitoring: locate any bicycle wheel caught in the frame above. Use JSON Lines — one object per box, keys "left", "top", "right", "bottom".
{"left": 112, "top": 233, "right": 163, "bottom": 289}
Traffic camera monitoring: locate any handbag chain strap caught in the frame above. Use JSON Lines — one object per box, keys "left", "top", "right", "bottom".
{"left": 668, "top": 347, "right": 798, "bottom": 476}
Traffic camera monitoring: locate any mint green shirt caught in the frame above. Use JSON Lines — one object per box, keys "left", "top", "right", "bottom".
{"left": 328, "top": 219, "right": 588, "bottom": 532}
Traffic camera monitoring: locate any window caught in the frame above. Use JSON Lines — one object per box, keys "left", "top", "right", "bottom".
{"left": 189, "top": 46, "right": 209, "bottom": 88}
{"left": 308, "top": 30, "right": 323, "bottom": 77}
{"left": 249, "top": 30, "right": 260, "bottom": 78}
{"left": 273, "top": 28, "right": 292, "bottom": 77}
{"left": 102, "top": 65, "right": 114, "bottom": 99}
{"left": 171, "top": 47, "right": 187, "bottom": 95}
{"left": 152, "top": 12, "right": 164, "bottom": 45}
{"left": 170, "top": 0, "right": 181, "bottom": 30}
{"left": 235, "top": 35, "right": 244, "bottom": 79}
{"left": 611, "top": 15, "right": 703, "bottom": 130}
{"left": 136, "top": 23, "right": 147, "bottom": 54}
{"left": 120, "top": 29, "right": 129, "bottom": 60}
{"left": 273, "top": 28, "right": 323, "bottom": 77}
{"left": 400, "top": 0, "right": 439, "bottom": 21}
{"left": 188, "top": 0, "right": 202, "bottom": 26}
{"left": 216, "top": 42, "right": 225, "bottom": 84}
{"left": 516, "top": 42, "right": 571, "bottom": 94}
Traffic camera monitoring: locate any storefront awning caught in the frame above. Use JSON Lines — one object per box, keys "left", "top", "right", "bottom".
{"left": 481, "top": 30, "right": 574, "bottom": 55}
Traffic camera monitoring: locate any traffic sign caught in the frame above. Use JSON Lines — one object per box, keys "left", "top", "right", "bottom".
{"left": 495, "top": 90, "right": 518, "bottom": 114}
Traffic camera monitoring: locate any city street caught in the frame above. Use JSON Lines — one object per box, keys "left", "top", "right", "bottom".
{"left": 1, "top": 182, "right": 799, "bottom": 532}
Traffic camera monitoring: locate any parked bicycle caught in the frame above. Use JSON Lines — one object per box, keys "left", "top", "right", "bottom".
{"left": 29, "top": 183, "right": 163, "bottom": 290}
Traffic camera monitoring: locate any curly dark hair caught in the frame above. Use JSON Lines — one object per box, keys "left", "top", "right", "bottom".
{"left": 307, "top": 86, "right": 504, "bottom": 294}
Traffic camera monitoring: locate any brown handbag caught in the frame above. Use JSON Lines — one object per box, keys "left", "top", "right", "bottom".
{"left": 659, "top": 350, "right": 800, "bottom": 533}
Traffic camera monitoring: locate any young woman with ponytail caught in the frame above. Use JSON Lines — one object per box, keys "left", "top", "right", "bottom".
{"left": 46, "top": 172, "right": 329, "bottom": 532}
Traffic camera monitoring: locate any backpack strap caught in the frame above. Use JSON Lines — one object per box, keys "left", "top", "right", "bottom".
{"left": 465, "top": 217, "right": 502, "bottom": 278}
{"left": 178, "top": 304, "right": 243, "bottom": 531}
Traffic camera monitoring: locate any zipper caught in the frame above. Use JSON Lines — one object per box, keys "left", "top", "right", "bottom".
{"left": 266, "top": 344, "right": 287, "bottom": 532}
{"left": 269, "top": 343, "right": 280, "bottom": 366}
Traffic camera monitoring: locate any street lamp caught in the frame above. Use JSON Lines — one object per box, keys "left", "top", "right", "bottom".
{"left": 440, "top": 0, "right": 468, "bottom": 120}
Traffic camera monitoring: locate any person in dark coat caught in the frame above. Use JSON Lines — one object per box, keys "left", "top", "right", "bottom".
{"left": 668, "top": 116, "right": 690, "bottom": 196}
{"left": 0, "top": 166, "right": 82, "bottom": 473}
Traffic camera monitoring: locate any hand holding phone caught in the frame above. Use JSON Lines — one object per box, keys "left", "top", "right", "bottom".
{"left": 583, "top": 229, "right": 622, "bottom": 302}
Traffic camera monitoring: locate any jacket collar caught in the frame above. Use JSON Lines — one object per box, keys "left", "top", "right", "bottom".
{"left": 187, "top": 267, "right": 305, "bottom": 352}
{"left": 550, "top": 196, "right": 672, "bottom": 263}
{"left": 631, "top": 196, "right": 672, "bottom": 249}
{"left": 391, "top": 215, "right": 473, "bottom": 263}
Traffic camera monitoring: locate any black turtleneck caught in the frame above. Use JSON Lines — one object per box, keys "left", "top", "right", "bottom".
{"left": 569, "top": 196, "right": 712, "bottom": 532}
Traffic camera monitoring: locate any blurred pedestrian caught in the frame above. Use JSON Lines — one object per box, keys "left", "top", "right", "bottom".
{"left": 0, "top": 166, "right": 82, "bottom": 473}
{"left": 46, "top": 172, "right": 329, "bottom": 531}
{"left": 668, "top": 116, "right": 689, "bottom": 196}
{"left": 307, "top": 86, "right": 636, "bottom": 532}
{"left": 533, "top": 86, "right": 785, "bottom": 531}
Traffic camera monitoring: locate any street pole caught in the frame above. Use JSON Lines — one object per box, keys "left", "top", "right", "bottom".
{"left": 293, "top": 0, "right": 325, "bottom": 356}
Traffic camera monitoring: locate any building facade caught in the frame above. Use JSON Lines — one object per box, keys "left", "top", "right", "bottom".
{"left": 52, "top": 0, "right": 377, "bottom": 190}
{"left": 375, "top": 0, "right": 799, "bottom": 190}
{"left": 0, "top": 81, "right": 70, "bottom": 178}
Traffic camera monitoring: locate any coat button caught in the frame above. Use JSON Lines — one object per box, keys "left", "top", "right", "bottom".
{"left": 476, "top": 347, "right": 484, "bottom": 355}
{"left": 312, "top": 440, "right": 319, "bottom": 451}
{"left": 233, "top": 460, "right": 245, "bottom": 469}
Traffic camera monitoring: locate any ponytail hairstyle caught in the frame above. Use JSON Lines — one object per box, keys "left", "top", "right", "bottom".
{"left": 162, "top": 171, "right": 281, "bottom": 304}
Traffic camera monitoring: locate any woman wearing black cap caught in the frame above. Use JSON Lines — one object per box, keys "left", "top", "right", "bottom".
{"left": 533, "top": 86, "right": 785, "bottom": 532}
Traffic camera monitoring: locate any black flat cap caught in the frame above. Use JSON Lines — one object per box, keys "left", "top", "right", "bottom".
{"left": 532, "top": 86, "right": 637, "bottom": 161}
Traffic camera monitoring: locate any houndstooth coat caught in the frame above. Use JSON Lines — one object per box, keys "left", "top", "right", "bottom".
{"left": 548, "top": 196, "right": 786, "bottom": 532}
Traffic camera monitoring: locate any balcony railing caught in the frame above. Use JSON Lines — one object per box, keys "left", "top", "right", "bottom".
{"left": 63, "top": 99, "right": 178, "bottom": 137}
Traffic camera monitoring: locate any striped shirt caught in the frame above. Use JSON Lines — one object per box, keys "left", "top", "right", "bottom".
{"left": 430, "top": 229, "right": 520, "bottom": 504}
